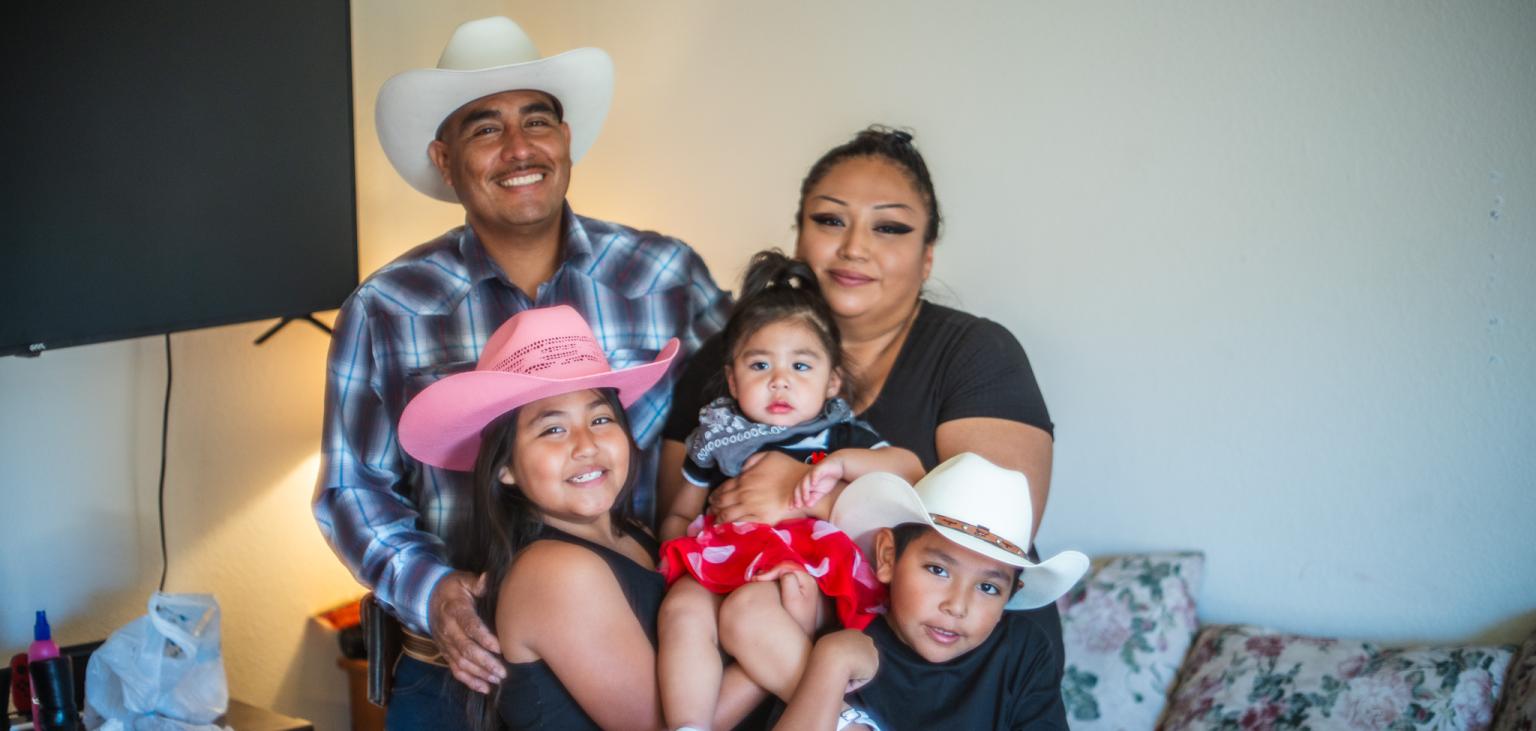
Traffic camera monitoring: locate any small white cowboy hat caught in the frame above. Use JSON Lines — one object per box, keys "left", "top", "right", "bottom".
{"left": 832, "top": 452, "right": 1090, "bottom": 610}
{"left": 375, "top": 16, "right": 614, "bottom": 202}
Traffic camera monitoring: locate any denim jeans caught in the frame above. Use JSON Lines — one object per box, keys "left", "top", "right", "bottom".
{"left": 385, "top": 656, "right": 469, "bottom": 730}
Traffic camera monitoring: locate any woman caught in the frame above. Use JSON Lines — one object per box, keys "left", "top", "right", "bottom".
{"left": 659, "top": 126, "right": 1061, "bottom": 662}
{"left": 397, "top": 305, "right": 763, "bottom": 730}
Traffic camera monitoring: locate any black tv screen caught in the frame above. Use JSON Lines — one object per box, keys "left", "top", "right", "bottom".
{"left": 1, "top": 0, "right": 358, "bottom": 357}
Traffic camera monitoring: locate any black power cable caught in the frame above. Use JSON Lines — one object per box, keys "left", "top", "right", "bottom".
{"left": 158, "top": 334, "right": 172, "bottom": 592}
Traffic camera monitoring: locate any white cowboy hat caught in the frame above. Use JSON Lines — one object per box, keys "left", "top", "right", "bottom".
{"left": 375, "top": 16, "right": 614, "bottom": 202}
{"left": 831, "top": 452, "right": 1090, "bottom": 610}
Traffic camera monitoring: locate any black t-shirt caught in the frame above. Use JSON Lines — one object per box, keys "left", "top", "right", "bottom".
{"left": 848, "top": 614, "right": 1069, "bottom": 730}
{"left": 498, "top": 525, "right": 663, "bottom": 730}
{"left": 664, "top": 301, "right": 1053, "bottom": 470}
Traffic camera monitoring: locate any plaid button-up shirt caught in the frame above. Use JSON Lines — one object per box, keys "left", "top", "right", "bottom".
{"left": 314, "top": 206, "right": 729, "bottom": 632}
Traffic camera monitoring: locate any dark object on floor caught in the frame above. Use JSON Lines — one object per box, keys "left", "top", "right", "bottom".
{"left": 29, "top": 655, "right": 81, "bottom": 730}
{"left": 338, "top": 625, "right": 366, "bottom": 660}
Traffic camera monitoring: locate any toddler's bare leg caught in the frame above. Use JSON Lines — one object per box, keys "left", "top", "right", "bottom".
{"left": 659, "top": 577, "right": 725, "bottom": 730}
{"left": 719, "top": 577, "right": 818, "bottom": 700}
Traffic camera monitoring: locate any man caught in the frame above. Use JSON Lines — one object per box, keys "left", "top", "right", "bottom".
{"left": 313, "top": 16, "right": 729, "bottom": 724}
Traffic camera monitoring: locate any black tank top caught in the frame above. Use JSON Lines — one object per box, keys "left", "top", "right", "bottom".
{"left": 498, "top": 524, "right": 663, "bottom": 730}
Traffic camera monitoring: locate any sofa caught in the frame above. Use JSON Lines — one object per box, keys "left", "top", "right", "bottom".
{"left": 1055, "top": 553, "right": 1536, "bottom": 730}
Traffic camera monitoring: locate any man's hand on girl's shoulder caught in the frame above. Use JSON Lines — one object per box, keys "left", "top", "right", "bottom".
{"left": 428, "top": 570, "right": 505, "bottom": 693}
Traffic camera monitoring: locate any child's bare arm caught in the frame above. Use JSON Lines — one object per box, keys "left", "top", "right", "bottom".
{"left": 772, "top": 629, "right": 879, "bottom": 730}
{"left": 795, "top": 447, "right": 923, "bottom": 519}
{"left": 660, "top": 481, "right": 709, "bottom": 542}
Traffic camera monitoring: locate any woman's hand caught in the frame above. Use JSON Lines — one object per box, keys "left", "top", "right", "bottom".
{"left": 709, "top": 451, "right": 811, "bottom": 524}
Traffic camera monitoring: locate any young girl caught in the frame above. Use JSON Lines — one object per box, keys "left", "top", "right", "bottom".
{"left": 657, "top": 250, "right": 922, "bottom": 731}
{"left": 397, "top": 305, "right": 761, "bottom": 731}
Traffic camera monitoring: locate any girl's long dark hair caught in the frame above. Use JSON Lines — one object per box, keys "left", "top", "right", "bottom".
{"left": 448, "top": 386, "right": 643, "bottom": 731}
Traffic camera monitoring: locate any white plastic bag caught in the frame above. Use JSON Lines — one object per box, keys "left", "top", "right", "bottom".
{"left": 84, "top": 593, "right": 232, "bottom": 731}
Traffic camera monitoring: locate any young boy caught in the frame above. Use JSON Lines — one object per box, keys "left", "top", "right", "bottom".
{"left": 776, "top": 453, "right": 1090, "bottom": 730}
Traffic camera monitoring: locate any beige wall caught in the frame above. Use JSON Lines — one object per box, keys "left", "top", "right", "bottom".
{"left": 518, "top": 0, "right": 1536, "bottom": 643}
{"left": 3, "top": 0, "right": 1533, "bottom": 725}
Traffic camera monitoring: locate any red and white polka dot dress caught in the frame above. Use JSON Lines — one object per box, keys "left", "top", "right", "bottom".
{"left": 659, "top": 515, "right": 886, "bottom": 630}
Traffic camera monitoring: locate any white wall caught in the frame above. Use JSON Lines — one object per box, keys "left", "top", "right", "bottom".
{"left": 0, "top": 326, "right": 359, "bottom": 727}
{"left": 514, "top": 0, "right": 1536, "bottom": 644}
{"left": 2, "top": 1, "right": 1531, "bottom": 725}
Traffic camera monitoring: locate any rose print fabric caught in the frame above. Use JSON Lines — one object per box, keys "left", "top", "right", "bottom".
{"left": 1056, "top": 553, "right": 1204, "bottom": 730}
{"left": 1162, "top": 624, "right": 1514, "bottom": 730}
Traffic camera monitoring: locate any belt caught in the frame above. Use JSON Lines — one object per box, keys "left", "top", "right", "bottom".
{"left": 400, "top": 627, "right": 448, "bottom": 667}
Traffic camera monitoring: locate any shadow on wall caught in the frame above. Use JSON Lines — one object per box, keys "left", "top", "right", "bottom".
{"left": 272, "top": 616, "right": 354, "bottom": 731}
{"left": 1475, "top": 609, "right": 1536, "bottom": 648}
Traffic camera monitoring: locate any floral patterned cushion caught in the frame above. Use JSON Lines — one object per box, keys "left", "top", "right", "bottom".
{"left": 1056, "top": 552, "right": 1205, "bottom": 729}
{"left": 1163, "top": 624, "right": 1515, "bottom": 730}
{"left": 1492, "top": 628, "right": 1536, "bottom": 731}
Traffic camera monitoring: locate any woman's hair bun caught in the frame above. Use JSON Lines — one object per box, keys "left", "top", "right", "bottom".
{"left": 856, "top": 125, "right": 914, "bottom": 146}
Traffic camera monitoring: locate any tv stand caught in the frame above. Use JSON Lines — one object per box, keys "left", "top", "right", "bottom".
{"left": 253, "top": 313, "right": 333, "bottom": 345}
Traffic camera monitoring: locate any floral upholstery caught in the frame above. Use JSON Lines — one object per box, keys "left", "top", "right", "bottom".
{"left": 1492, "top": 628, "right": 1536, "bottom": 731}
{"left": 1162, "top": 624, "right": 1515, "bottom": 730}
{"left": 1056, "top": 552, "right": 1205, "bottom": 729}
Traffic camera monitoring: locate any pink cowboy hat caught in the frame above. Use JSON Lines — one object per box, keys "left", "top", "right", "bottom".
{"left": 399, "top": 305, "right": 678, "bottom": 471}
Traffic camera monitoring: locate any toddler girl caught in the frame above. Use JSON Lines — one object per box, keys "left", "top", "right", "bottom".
{"left": 656, "top": 250, "right": 921, "bottom": 730}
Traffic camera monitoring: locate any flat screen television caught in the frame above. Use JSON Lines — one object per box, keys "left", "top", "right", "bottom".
{"left": 1, "top": 0, "right": 358, "bottom": 357}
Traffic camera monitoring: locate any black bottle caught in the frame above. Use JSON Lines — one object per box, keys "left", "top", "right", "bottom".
{"left": 28, "top": 656, "right": 83, "bottom": 731}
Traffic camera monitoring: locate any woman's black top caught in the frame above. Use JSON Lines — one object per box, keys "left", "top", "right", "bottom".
{"left": 498, "top": 524, "right": 663, "bottom": 730}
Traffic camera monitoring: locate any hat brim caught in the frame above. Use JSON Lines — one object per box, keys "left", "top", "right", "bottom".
{"left": 376, "top": 47, "right": 614, "bottom": 202}
{"left": 399, "top": 338, "right": 678, "bottom": 471}
{"left": 832, "top": 472, "right": 1090, "bottom": 611}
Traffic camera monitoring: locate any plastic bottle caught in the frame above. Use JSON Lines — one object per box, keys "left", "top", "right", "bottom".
{"left": 29, "top": 610, "right": 61, "bottom": 725}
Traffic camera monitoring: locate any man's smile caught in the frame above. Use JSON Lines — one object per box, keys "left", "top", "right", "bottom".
{"left": 498, "top": 171, "right": 546, "bottom": 188}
